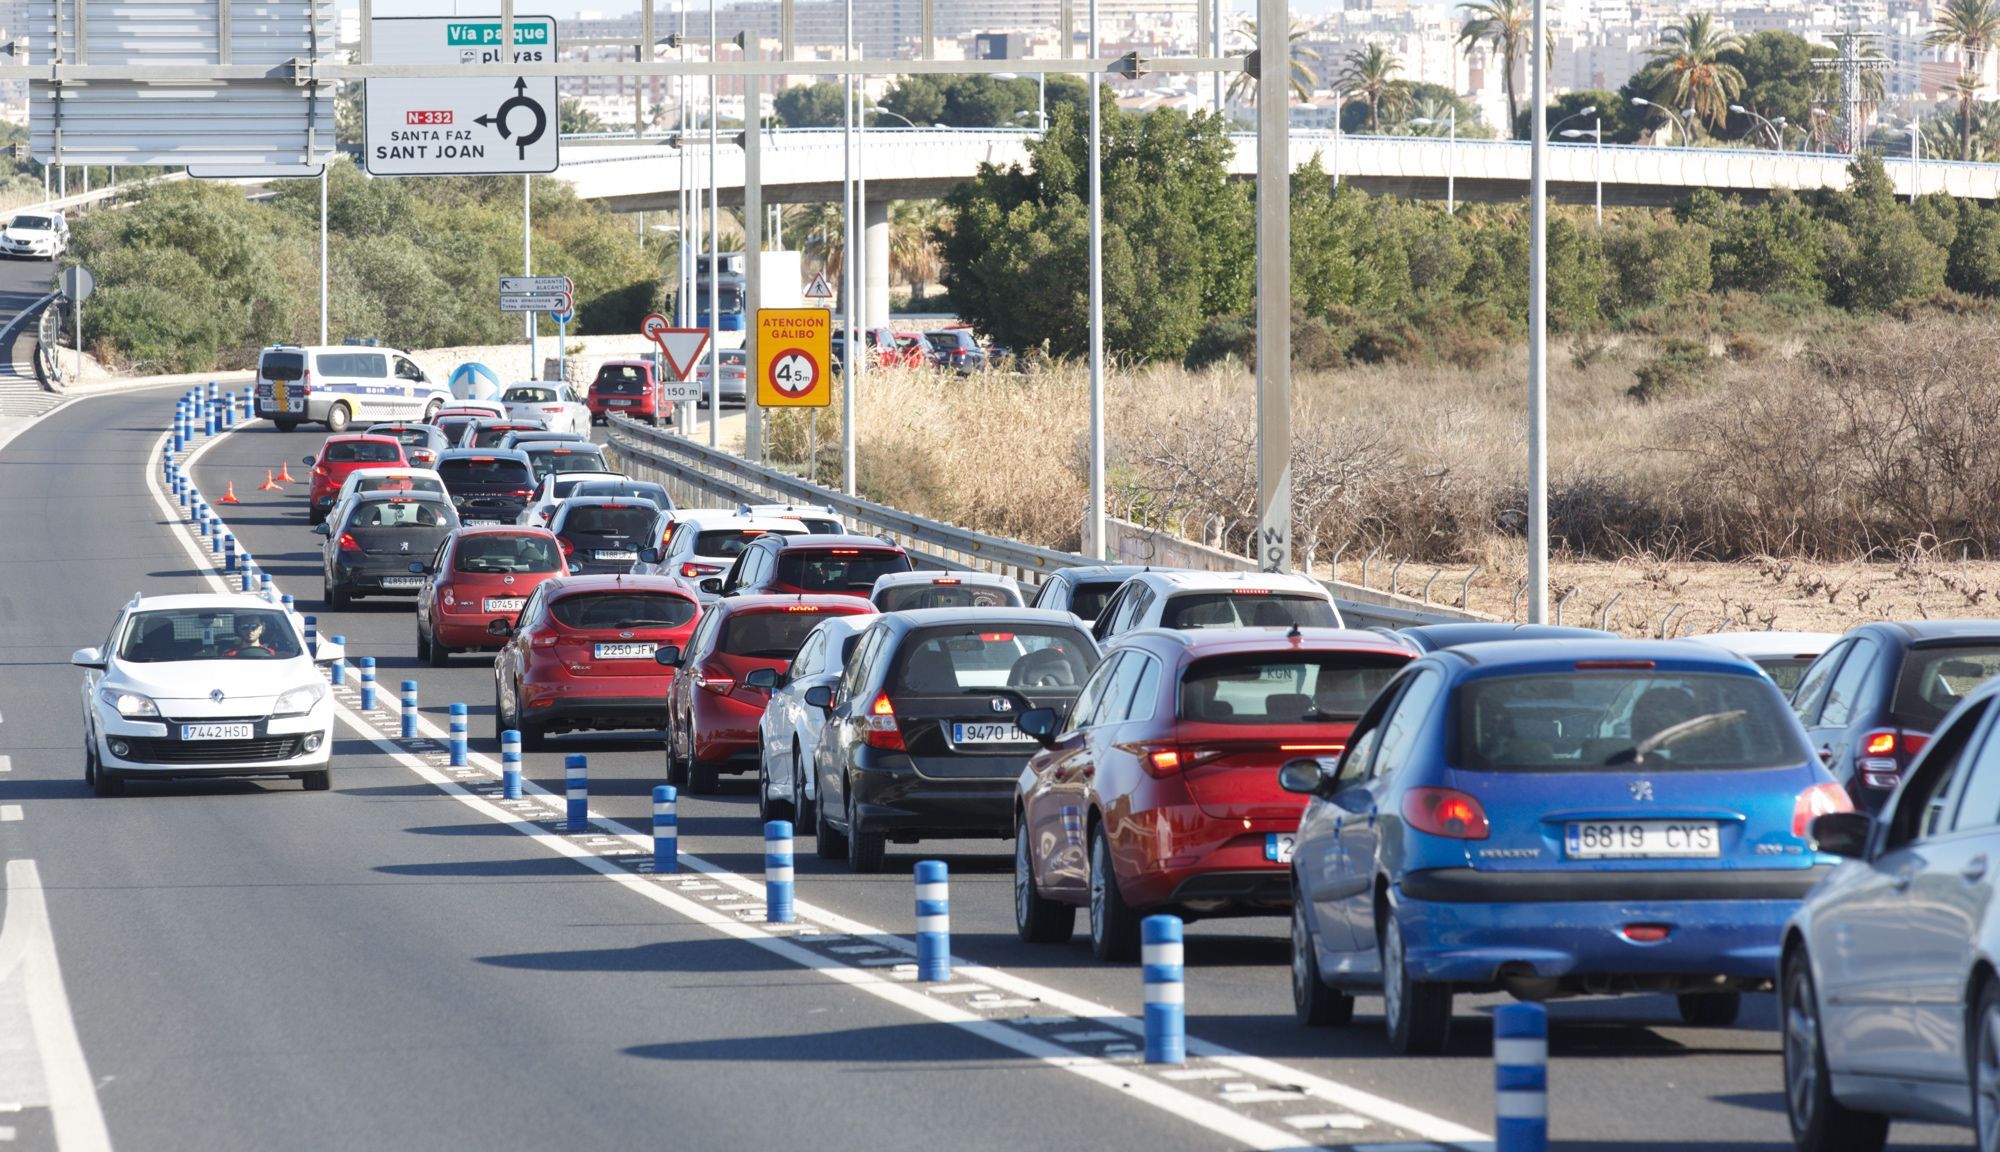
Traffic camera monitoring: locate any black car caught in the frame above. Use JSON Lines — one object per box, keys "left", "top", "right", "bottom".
{"left": 317, "top": 491, "right": 459, "bottom": 608}
{"left": 924, "top": 329, "right": 987, "bottom": 375}
{"left": 1394, "top": 622, "right": 1617, "bottom": 653}
{"left": 1029, "top": 564, "right": 1153, "bottom": 627}
{"left": 435, "top": 448, "right": 537, "bottom": 526}
{"left": 433, "top": 413, "right": 484, "bottom": 449}
{"left": 547, "top": 498, "right": 668, "bottom": 576}
{"left": 806, "top": 608, "right": 1100, "bottom": 872}
{"left": 1792, "top": 620, "right": 2000, "bottom": 811}
{"left": 521, "top": 442, "right": 611, "bottom": 486}
{"left": 364, "top": 422, "right": 452, "bottom": 469}
{"left": 571, "top": 479, "right": 674, "bottom": 511}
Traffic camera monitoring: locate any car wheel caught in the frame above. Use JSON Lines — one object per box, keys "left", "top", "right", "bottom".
{"left": 1087, "top": 825, "right": 1140, "bottom": 962}
{"left": 328, "top": 580, "right": 349, "bottom": 611}
{"left": 300, "top": 770, "right": 331, "bottom": 792}
{"left": 423, "top": 399, "right": 443, "bottom": 422}
{"left": 792, "top": 742, "right": 814, "bottom": 829}
{"left": 1677, "top": 991, "right": 1742, "bottom": 1028}
{"left": 846, "top": 787, "right": 885, "bottom": 873}
{"left": 93, "top": 766, "right": 125, "bottom": 797}
{"left": 1015, "top": 811, "right": 1076, "bottom": 944}
{"left": 1783, "top": 949, "right": 1888, "bottom": 1152}
{"left": 426, "top": 628, "right": 451, "bottom": 667}
{"left": 274, "top": 419, "right": 299, "bottom": 433}
{"left": 814, "top": 775, "right": 846, "bottom": 860}
{"left": 415, "top": 621, "right": 431, "bottom": 661}
{"left": 1292, "top": 893, "right": 1354, "bottom": 1027}
{"left": 325, "top": 402, "right": 352, "bottom": 433}
{"left": 1380, "top": 912, "right": 1452, "bottom": 1055}
{"left": 83, "top": 734, "right": 97, "bottom": 784}
{"left": 757, "top": 746, "right": 789, "bottom": 823}
{"left": 1973, "top": 978, "right": 2000, "bottom": 1152}
{"left": 520, "top": 719, "right": 548, "bottom": 752}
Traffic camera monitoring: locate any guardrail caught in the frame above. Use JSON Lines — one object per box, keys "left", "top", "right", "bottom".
{"left": 30, "top": 291, "right": 64, "bottom": 389}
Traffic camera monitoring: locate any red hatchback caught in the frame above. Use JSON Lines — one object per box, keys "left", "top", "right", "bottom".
{"left": 1014, "top": 627, "right": 1413, "bottom": 959}
{"left": 305, "top": 434, "right": 407, "bottom": 524}
{"left": 662, "top": 595, "right": 876, "bottom": 794}
{"left": 715, "top": 534, "right": 911, "bottom": 600}
{"left": 491, "top": 575, "right": 700, "bottom": 748}
{"left": 587, "top": 360, "right": 663, "bottom": 424}
{"left": 414, "top": 527, "right": 569, "bottom": 665}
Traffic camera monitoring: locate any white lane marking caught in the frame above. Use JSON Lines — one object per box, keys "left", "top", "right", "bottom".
{"left": 1286, "top": 1115, "right": 1370, "bottom": 1131}
{"left": 1163, "top": 1068, "right": 1240, "bottom": 1081}
{"left": 0, "top": 808, "right": 18, "bottom": 823}
{"left": 0, "top": 861, "right": 114, "bottom": 1152}
{"left": 0, "top": 756, "right": 11, "bottom": 772}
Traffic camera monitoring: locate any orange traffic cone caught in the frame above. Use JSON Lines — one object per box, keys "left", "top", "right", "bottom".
{"left": 218, "top": 482, "right": 240, "bottom": 504}
{"left": 278, "top": 462, "right": 297, "bottom": 483}
{"left": 258, "top": 469, "right": 282, "bottom": 491}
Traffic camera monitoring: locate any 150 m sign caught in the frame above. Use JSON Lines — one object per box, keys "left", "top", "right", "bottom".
{"left": 756, "top": 309, "right": 832, "bottom": 408}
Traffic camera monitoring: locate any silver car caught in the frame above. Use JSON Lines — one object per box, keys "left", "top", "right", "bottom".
{"left": 750, "top": 614, "right": 876, "bottom": 826}
{"left": 1782, "top": 671, "right": 2000, "bottom": 1152}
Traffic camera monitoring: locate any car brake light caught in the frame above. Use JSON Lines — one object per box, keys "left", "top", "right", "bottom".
{"left": 555, "top": 536, "right": 575, "bottom": 557}
{"left": 337, "top": 533, "right": 361, "bottom": 552}
{"left": 300, "top": 369, "right": 312, "bottom": 394}
{"left": 829, "top": 549, "right": 860, "bottom": 555}
{"left": 1793, "top": 782, "right": 1854, "bottom": 839}
{"left": 681, "top": 562, "right": 720, "bottom": 578}
{"left": 863, "top": 692, "right": 905, "bottom": 750}
{"left": 1622, "top": 924, "right": 1671, "bottom": 943}
{"left": 510, "top": 489, "right": 534, "bottom": 500}
{"left": 784, "top": 605, "right": 823, "bottom": 613}
{"left": 1230, "top": 588, "right": 1271, "bottom": 595}
{"left": 1402, "top": 787, "right": 1491, "bottom": 840}
{"left": 1280, "top": 743, "right": 1347, "bottom": 753}
{"left": 978, "top": 633, "right": 1014, "bottom": 642}
{"left": 933, "top": 578, "right": 961, "bottom": 585}
{"left": 1857, "top": 728, "right": 1922, "bottom": 790}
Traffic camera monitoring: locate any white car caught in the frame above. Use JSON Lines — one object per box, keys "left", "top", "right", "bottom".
{"left": 322, "top": 466, "right": 447, "bottom": 533}
{"left": 0, "top": 210, "right": 66, "bottom": 259}
{"left": 1090, "top": 569, "right": 1343, "bottom": 644}
{"left": 870, "top": 570, "right": 1024, "bottom": 611}
{"left": 73, "top": 593, "right": 341, "bottom": 795}
{"left": 752, "top": 614, "right": 876, "bottom": 824}
{"left": 255, "top": 344, "right": 450, "bottom": 433}
{"left": 1685, "top": 630, "right": 1838, "bottom": 695}
{"left": 737, "top": 502, "right": 846, "bottom": 534}
{"left": 641, "top": 512, "right": 807, "bottom": 595}
{"left": 501, "top": 383, "right": 592, "bottom": 436}
{"left": 517, "top": 469, "right": 626, "bottom": 526}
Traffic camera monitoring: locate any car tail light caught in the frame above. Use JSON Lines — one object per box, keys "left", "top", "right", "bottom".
{"left": 696, "top": 667, "right": 734, "bottom": 695}
{"left": 1793, "top": 781, "right": 1854, "bottom": 838}
{"left": 1621, "top": 924, "right": 1671, "bottom": 943}
{"left": 555, "top": 536, "right": 575, "bottom": 557}
{"left": 681, "top": 562, "right": 721, "bottom": 578}
{"left": 509, "top": 489, "right": 534, "bottom": 500}
{"left": 314, "top": 465, "right": 328, "bottom": 478}
{"left": 337, "top": 533, "right": 361, "bottom": 552}
{"left": 1402, "top": 787, "right": 1491, "bottom": 840}
{"left": 1857, "top": 728, "right": 1925, "bottom": 791}
{"left": 300, "top": 369, "right": 312, "bottom": 395}
{"left": 442, "top": 588, "right": 454, "bottom": 607}
{"left": 532, "top": 633, "right": 558, "bottom": 647}
{"left": 863, "top": 692, "right": 905, "bottom": 750}
{"left": 1121, "top": 741, "right": 1225, "bottom": 778}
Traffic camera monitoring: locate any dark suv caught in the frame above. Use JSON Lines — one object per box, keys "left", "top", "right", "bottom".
{"left": 548, "top": 498, "right": 668, "bottom": 576}
{"left": 924, "top": 329, "right": 987, "bottom": 375}
{"left": 716, "top": 533, "right": 912, "bottom": 600}
{"left": 318, "top": 492, "right": 458, "bottom": 608}
{"left": 435, "top": 449, "right": 537, "bottom": 526}
{"left": 1791, "top": 620, "right": 2000, "bottom": 811}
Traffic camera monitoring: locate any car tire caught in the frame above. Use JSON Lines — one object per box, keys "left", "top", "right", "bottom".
{"left": 415, "top": 622, "right": 432, "bottom": 661}
{"left": 846, "top": 787, "right": 885, "bottom": 873}
{"left": 494, "top": 682, "right": 514, "bottom": 742}
{"left": 1088, "top": 825, "right": 1140, "bottom": 962}
{"left": 422, "top": 399, "right": 443, "bottom": 423}
{"left": 1783, "top": 949, "right": 1888, "bottom": 1152}
{"left": 274, "top": 419, "right": 299, "bottom": 433}
{"left": 1971, "top": 978, "right": 2000, "bottom": 1152}
{"left": 1380, "top": 911, "right": 1452, "bottom": 1055}
{"left": 687, "top": 754, "right": 719, "bottom": 796}
{"left": 83, "top": 735, "right": 97, "bottom": 785}
{"left": 1015, "top": 812, "right": 1076, "bottom": 944}
{"left": 300, "top": 770, "right": 331, "bottom": 792}
{"left": 757, "top": 747, "right": 790, "bottom": 823}
{"left": 792, "top": 742, "right": 814, "bottom": 830}
{"left": 93, "top": 766, "right": 125, "bottom": 797}
{"left": 1677, "top": 991, "right": 1742, "bottom": 1028}
{"left": 325, "top": 402, "right": 352, "bottom": 433}
{"left": 328, "top": 580, "right": 349, "bottom": 611}
{"left": 1292, "top": 892, "right": 1354, "bottom": 1027}
{"left": 427, "top": 629, "right": 451, "bottom": 667}
{"left": 519, "top": 719, "right": 548, "bottom": 752}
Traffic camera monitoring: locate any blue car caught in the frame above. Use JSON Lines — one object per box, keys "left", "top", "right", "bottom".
{"left": 1280, "top": 639, "right": 1851, "bottom": 1053}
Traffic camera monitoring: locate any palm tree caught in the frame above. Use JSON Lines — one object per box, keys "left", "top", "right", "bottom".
{"left": 1928, "top": 0, "right": 2000, "bottom": 160}
{"left": 1457, "top": 0, "right": 1546, "bottom": 140}
{"left": 888, "top": 199, "right": 948, "bottom": 300}
{"left": 795, "top": 201, "right": 846, "bottom": 287}
{"left": 1337, "top": 44, "right": 1404, "bottom": 130}
{"left": 1646, "top": 13, "right": 1746, "bottom": 139}
{"left": 1226, "top": 17, "right": 1321, "bottom": 107}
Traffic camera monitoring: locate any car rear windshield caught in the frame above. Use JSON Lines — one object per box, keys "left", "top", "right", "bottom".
{"left": 262, "top": 352, "right": 305, "bottom": 381}
{"left": 437, "top": 417, "right": 479, "bottom": 444}
{"left": 893, "top": 624, "right": 1096, "bottom": 693}
{"left": 356, "top": 475, "right": 444, "bottom": 497}
{"left": 1160, "top": 592, "right": 1337, "bottom": 630}
{"left": 438, "top": 457, "right": 533, "bottom": 486}
{"left": 550, "top": 592, "right": 696, "bottom": 630}
{"left": 1754, "top": 656, "right": 1817, "bottom": 695}
{"left": 719, "top": 609, "right": 849, "bottom": 658}
{"left": 594, "top": 367, "right": 647, "bottom": 394}
{"left": 323, "top": 440, "right": 402, "bottom": 464}
{"left": 470, "top": 426, "right": 535, "bottom": 447}
{"left": 526, "top": 448, "right": 608, "bottom": 481}
{"left": 561, "top": 506, "right": 654, "bottom": 536}
{"left": 1180, "top": 652, "right": 1410, "bottom": 724}
{"left": 691, "top": 529, "right": 768, "bottom": 558}
{"left": 573, "top": 482, "right": 669, "bottom": 508}
{"left": 876, "top": 582, "right": 1020, "bottom": 612}
{"left": 455, "top": 534, "right": 560, "bottom": 574}
{"left": 1892, "top": 645, "right": 2000, "bottom": 729}
{"left": 506, "top": 387, "right": 559, "bottom": 404}
{"left": 1069, "top": 580, "right": 1125, "bottom": 622}
{"left": 1453, "top": 671, "right": 1809, "bottom": 773}
{"left": 925, "top": 332, "right": 969, "bottom": 351}
{"left": 349, "top": 500, "right": 450, "bottom": 528}
{"left": 118, "top": 608, "right": 302, "bottom": 662}
{"left": 774, "top": 549, "right": 910, "bottom": 593}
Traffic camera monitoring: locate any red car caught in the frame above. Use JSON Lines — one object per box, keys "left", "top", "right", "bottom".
{"left": 414, "top": 527, "right": 569, "bottom": 665}
{"left": 587, "top": 360, "right": 664, "bottom": 424}
{"left": 305, "top": 434, "right": 407, "bottom": 524}
{"left": 662, "top": 595, "right": 876, "bottom": 794}
{"left": 1013, "top": 627, "right": 1414, "bottom": 960}
{"left": 713, "top": 533, "right": 911, "bottom": 600}
{"left": 491, "top": 574, "right": 700, "bottom": 748}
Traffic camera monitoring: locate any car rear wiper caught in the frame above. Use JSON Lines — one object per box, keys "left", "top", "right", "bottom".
{"left": 1611, "top": 710, "right": 1747, "bottom": 765}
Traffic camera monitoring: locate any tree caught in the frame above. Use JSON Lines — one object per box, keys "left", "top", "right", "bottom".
{"left": 890, "top": 199, "right": 947, "bottom": 298}
{"left": 1337, "top": 44, "right": 1404, "bottom": 130}
{"left": 1928, "top": 0, "right": 2000, "bottom": 160}
{"left": 1457, "top": 0, "right": 1545, "bottom": 140}
{"left": 1226, "top": 17, "right": 1320, "bottom": 107}
{"left": 559, "top": 98, "right": 606, "bottom": 136}
{"left": 1516, "top": 90, "right": 1623, "bottom": 143}
{"left": 878, "top": 74, "right": 1050, "bottom": 128}
{"left": 1728, "top": 31, "right": 1830, "bottom": 145}
{"left": 774, "top": 82, "right": 849, "bottom": 128}
{"left": 1646, "top": 13, "right": 1745, "bottom": 139}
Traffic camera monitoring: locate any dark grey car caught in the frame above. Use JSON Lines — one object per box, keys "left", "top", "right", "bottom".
{"left": 317, "top": 491, "right": 459, "bottom": 608}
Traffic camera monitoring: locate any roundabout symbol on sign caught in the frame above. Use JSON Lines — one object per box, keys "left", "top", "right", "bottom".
{"left": 769, "top": 350, "right": 819, "bottom": 397}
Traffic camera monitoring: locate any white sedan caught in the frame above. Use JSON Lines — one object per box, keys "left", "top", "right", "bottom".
{"left": 869, "top": 570, "right": 1024, "bottom": 611}
{"left": 73, "top": 593, "right": 342, "bottom": 795}
{"left": 502, "top": 383, "right": 592, "bottom": 436}
{"left": 752, "top": 614, "right": 876, "bottom": 824}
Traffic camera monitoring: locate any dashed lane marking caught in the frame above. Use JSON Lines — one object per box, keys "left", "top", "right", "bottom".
{"left": 0, "top": 862, "right": 114, "bottom": 1152}
{"left": 0, "top": 808, "right": 19, "bottom": 823}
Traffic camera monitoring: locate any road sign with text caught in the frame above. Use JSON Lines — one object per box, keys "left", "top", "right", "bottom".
{"left": 756, "top": 309, "right": 832, "bottom": 408}
{"left": 365, "top": 17, "right": 561, "bottom": 176}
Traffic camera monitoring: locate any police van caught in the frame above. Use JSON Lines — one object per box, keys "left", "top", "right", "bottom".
{"left": 255, "top": 343, "right": 452, "bottom": 433}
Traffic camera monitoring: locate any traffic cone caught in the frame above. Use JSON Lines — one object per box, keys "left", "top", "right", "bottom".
{"left": 258, "top": 469, "right": 282, "bottom": 491}
{"left": 218, "top": 482, "right": 240, "bottom": 504}
{"left": 278, "top": 462, "right": 297, "bottom": 483}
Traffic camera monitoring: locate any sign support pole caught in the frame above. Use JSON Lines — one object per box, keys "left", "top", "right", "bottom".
{"left": 1086, "top": 0, "right": 1105, "bottom": 561}
{"left": 706, "top": 0, "right": 720, "bottom": 449}
{"left": 1253, "top": 0, "right": 1292, "bottom": 574}
{"left": 74, "top": 293, "right": 81, "bottom": 383}
{"left": 1527, "top": 0, "right": 1549, "bottom": 621}
{"left": 841, "top": 0, "right": 856, "bottom": 495}
{"left": 743, "top": 31, "right": 764, "bottom": 464}
{"left": 319, "top": 161, "right": 329, "bottom": 345}
{"left": 525, "top": 174, "right": 536, "bottom": 378}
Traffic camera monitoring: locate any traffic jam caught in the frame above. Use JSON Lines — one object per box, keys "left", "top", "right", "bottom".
{"left": 105, "top": 363, "right": 2000, "bottom": 1152}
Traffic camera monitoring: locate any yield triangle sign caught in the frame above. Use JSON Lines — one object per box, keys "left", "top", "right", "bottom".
{"left": 655, "top": 328, "right": 712, "bottom": 381}
{"left": 803, "top": 271, "right": 834, "bottom": 300}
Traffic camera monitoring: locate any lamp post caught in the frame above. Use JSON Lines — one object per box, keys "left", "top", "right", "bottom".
{"left": 1408, "top": 111, "right": 1456, "bottom": 214}
{"left": 1550, "top": 104, "right": 1598, "bottom": 137}
{"left": 1527, "top": 0, "right": 1548, "bottom": 622}
{"left": 1559, "top": 121, "right": 1602, "bottom": 225}
{"left": 867, "top": 105, "right": 921, "bottom": 129}
{"left": 1631, "top": 97, "right": 1696, "bottom": 145}
{"left": 1729, "top": 104, "right": 1787, "bottom": 151}
{"left": 1904, "top": 121, "right": 1921, "bottom": 203}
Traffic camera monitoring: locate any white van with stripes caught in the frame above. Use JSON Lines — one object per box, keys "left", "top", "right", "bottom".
{"left": 255, "top": 343, "right": 450, "bottom": 434}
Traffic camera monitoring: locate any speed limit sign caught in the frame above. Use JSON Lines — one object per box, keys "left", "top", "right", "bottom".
{"left": 756, "top": 308, "right": 833, "bottom": 408}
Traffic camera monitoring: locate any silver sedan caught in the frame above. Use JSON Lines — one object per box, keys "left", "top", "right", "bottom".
{"left": 751, "top": 615, "right": 876, "bottom": 826}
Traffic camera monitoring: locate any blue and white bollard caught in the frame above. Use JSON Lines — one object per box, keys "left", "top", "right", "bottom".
{"left": 259, "top": 572, "right": 274, "bottom": 599}
{"left": 223, "top": 393, "right": 235, "bottom": 428}
{"left": 915, "top": 860, "right": 950, "bottom": 981}
{"left": 205, "top": 407, "right": 216, "bottom": 436}
{"left": 502, "top": 730, "right": 523, "bottom": 799}
{"left": 1494, "top": 1003, "right": 1548, "bottom": 1152}
{"left": 240, "top": 563, "right": 255, "bottom": 593}
{"left": 209, "top": 524, "right": 222, "bottom": 554}
{"left": 565, "top": 754, "right": 588, "bottom": 832}
{"left": 400, "top": 680, "right": 418, "bottom": 739}
{"left": 652, "top": 785, "right": 678, "bottom": 873}
{"left": 328, "top": 636, "right": 346, "bottom": 685}
{"left": 223, "top": 534, "right": 236, "bottom": 572}
{"left": 302, "top": 614, "right": 316, "bottom": 655}
{"left": 281, "top": 594, "right": 295, "bottom": 617}
{"left": 359, "top": 658, "right": 377, "bottom": 711}
{"left": 764, "top": 821, "right": 796, "bottom": 922}
{"left": 1142, "top": 915, "right": 1186, "bottom": 1065}
{"left": 448, "top": 703, "right": 468, "bottom": 766}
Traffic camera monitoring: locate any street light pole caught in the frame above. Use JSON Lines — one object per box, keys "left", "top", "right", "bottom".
{"left": 1558, "top": 123, "right": 1604, "bottom": 225}
{"left": 1526, "top": 0, "right": 1548, "bottom": 621}
{"left": 319, "top": 160, "right": 329, "bottom": 345}
{"left": 1253, "top": 0, "right": 1293, "bottom": 573}
{"left": 706, "top": 0, "right": 720, "bottom": 447}
{"left": 1909, "top": 123, "right": 1920, "bottom": 204}
{"left": 841, "top": 0, "right": 856, "bottom": 494}
{"left": 1086, "top": 0, "right": 1105, "bottom": 560}
{"left": 1411, "top": 111, "right": 1457, "bottom": 213}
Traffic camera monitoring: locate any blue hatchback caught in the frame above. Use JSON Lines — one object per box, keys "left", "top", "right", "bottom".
{"left": 1280, "top": 639, "right": 1851, "bottom": 1053}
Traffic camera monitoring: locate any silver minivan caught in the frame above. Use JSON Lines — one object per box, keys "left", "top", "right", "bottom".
{"left": 255, "top": 344, "right": 451, "bottom": 433}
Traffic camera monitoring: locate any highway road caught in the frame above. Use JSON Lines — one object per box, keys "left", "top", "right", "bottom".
{"left": 0, "top": 257, "right": 56, "bottom": 419}
{"left": 0, "top": 382, "right": 1974, "bottom": 1150}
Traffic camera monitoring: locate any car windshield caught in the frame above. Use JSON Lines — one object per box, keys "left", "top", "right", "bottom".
{"left": 1069, "top": 580, "right": 1125, "bottom": 621}
{"left": 438, "top": 457, "right": 532, "bottom": 486}
{"left": 1753, "top": 656, "right": 1817, "bottom": 695}
{"left": 876, "top": 582, "right": 1020, "bottom": 611}
{"left": 719, "top": 609, "right": 849, "bottom": 659}
{"left": 1892, "top": 645, "right": 2000, "bottom": 729}
{"left": 437, "top": 417, "right": 479, "bottom": 444}
{"left": 471, "top": 426, "right": 535, "bottom": 447}
{"left": 526, "top": 449, "right": 608, "bottom": 481}
{"left": 323, "top": 440, "right": 402, "bottom": 464}
{"left": 561, "top": 506, "right": 654, "bottom": 537}
{"left": 1160, "top": 592, "right": 1337, "bottom": 630}
{"left": 691, "top": 529, "right": 768, "bottom": 558}
{"left": 1454, "top": 671, "right": 1809, "bottom": 773}
{"left": 355, "top": 475, "right": 443, "bottom": 497}
{"left": 549, "top": 592, "right": 695, "bottom": 630}
{"left": 573, "top": 482, "right": 669, "bottom": 508}
{"left": 370, "top": 426, "right": 434, "bottom": 447}
{"left": 348, "top": 500, "right": 449, "bottom": 528}
{"left": 1180, "top": 652, "right": 1409, "bottom": 724}
{"left": 12, "top": 215, "right": 51, "bottom": 230}
{"left": 774, "top": 549, "right": 910, "bottom": 593}
{"left": 894, "top": 625, "right": 1096, "bottom": 693}
{"left": 505, "top": 387, "right": 558, "bottom": 404}
{"left": 455, "top": 534, "right": 560, "bottom": 574}
{"left": 594, "top": 366, "right": 647, "bottom": 393}
{"left": 117, "top": 608, "right": 302, "bottom": 662}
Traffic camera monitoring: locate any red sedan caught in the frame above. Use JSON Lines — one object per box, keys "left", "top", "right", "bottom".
{"left": 1014, "top": 627, "right": 1413, "bottom": 960}
{"left": 415, "top": 527, "right": 568, "bottom": 665}
{"left": 305, "top": 434, "right": 407, "bottom": 524}
{"left": 491, "top": 575, "right": 700, "bottom": 749}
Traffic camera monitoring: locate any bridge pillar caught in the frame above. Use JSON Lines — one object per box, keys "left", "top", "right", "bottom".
{"left": 866, "top": 199, "right": 891, "bottom": 329}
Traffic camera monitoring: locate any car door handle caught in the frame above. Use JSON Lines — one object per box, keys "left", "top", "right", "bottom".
{"left": 1965, "top": 856, "right": 1989, "bottom": 883}
{"left": 1891, "top": 868, "right": 1916, "bottom": 892}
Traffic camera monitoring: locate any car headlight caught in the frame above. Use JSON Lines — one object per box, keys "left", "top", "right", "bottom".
{"left": 273, "top": 682, "right": 326, "bottom": 716}
{"left": 98, "top": 688, "right": 161, "bottom": 717}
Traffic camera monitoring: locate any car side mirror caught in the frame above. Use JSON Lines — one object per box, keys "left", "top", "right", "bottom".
{"left": 1278, "top": 758, "right": 1329, "bottom": 795}
{"left": 1810, "top": 811, "right": 1873, "bottom": 859}
{"left": 312, "top": 522, "right": 330, "bottom": 536}
{"left": 745, "top": 667, "right": 780, "bottom": 690}
{"left": 1017, "top": 707, "right": 1059, "bottom": 747}
{"left": 70, "top": 646, "right": 105, "bottom": 670}
{"left": 654, "top": 644, "right": 683, "bottom": 668}
{"left": 302, "top": 456, "right": 315, "bottom": 466}
{"left": 486, "top": 619, "right": 512, "bottom": 637}
{"left": 699, "top": 578, "right": 723, "bottom": 596}
{"left": 407, "top": 561, "right": 426, "bottom": 574}
{"left": 639, "top": 547, "right": 661, "bottom": 564}
{"left": 803, "top": 684, "right": 833, "bottom": 710}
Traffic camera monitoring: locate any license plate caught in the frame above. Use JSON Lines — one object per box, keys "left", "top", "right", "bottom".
{"left": 951, "top": 721, "right": 1029, "bottom": 746}
{"left": 1266, "top": 833, "right": 1296, "bottom": 863}
{"left": 1565, "top": 820, "right": 1720, "bottom": 859}
{"left": 609, "top": 399, "right": 632, "bottom": 407}
{"left": 182, "top": 723, "right": 253, "bottom": 741}
{"left": 380, "top": 575, "right": 423, "bottom": 589}
{"left": 596, "top": 549, "right": 637, "bottom": 561}
{"left": 465, "top": 518, "right": 500, "bottom": 527}
{"left": 483, "top": 597, "right": 525, "bottom": 612}
{"left": 594, "top": 642, "right": 655, "bottom": 659}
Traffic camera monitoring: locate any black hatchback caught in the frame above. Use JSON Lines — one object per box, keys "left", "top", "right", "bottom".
{"left": 318, "top": 491, "right": 459, "bottom": 608}
{"left": 805, "top": 608, "right": 1099, "bottom": 872}
{"left": 1792, "top": 620, "right": 2000, "bottom": 811}
{"left": 435, "top": 449, "right": 537, "bottom": 526}
{"left": 547, "top": 498, "right": 667, "bottom": 576}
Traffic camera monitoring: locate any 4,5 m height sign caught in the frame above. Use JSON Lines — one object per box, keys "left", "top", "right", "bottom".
{"left": 365, "top": 17, "right": 561, "bottom": 176}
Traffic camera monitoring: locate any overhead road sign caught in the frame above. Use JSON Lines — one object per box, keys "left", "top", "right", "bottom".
{"left": 187, "top": 164, "right": 328, "bottom": 181}
{"left": 365, "top": 16, "right": 560, "bottom": 177}
{"left": 500, "top": 292, "right": 572, "bottom": 313}
{"left": 755, "top": 309, "right": 831, "bottom": 408}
